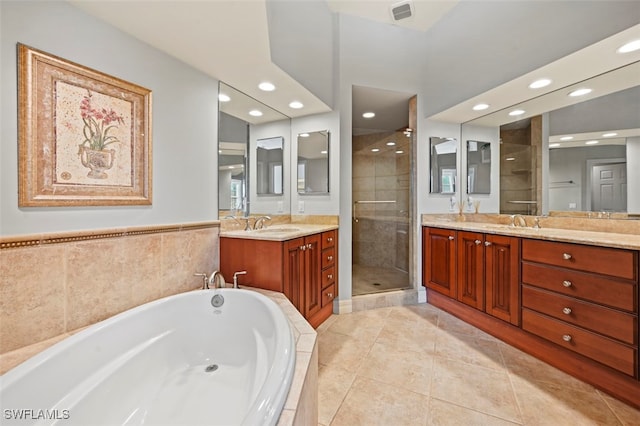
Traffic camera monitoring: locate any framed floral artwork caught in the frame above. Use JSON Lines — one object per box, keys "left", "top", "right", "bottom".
{"left": 18, "top": 43, "right": 152, "bottom": 206}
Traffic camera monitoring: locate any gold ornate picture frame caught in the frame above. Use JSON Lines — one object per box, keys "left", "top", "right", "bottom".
{"left": 18, "top": 44, "right": 152, "bottom": 206}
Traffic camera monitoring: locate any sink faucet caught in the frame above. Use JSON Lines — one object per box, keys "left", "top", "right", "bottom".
{"left": 208, "top": 270, "right": 226, "bottom": 288}
{"left": 226, "top": 215, "right": 253, "bottom": 231}
{"left": 510, "top": 214, "right": 527, "bottom": 227}
{"left": 233, "top": 270, "right": 247, "bottom": 289}
{"left": 254, "top": 215, "right": 271, "bottom": 230}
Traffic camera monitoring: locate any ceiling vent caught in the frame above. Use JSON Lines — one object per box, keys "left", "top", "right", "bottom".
{"left": 390, "top": 1, "right": 414, "bottom": 21}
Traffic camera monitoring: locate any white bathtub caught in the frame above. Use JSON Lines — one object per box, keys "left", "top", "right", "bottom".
{"left": 0, "top": 289, "right": 296, "bottom": 426}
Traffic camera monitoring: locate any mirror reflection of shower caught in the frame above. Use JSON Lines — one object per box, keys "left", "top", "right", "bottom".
{"left": 352, "top": 86, "right": 415, "bottom": 296}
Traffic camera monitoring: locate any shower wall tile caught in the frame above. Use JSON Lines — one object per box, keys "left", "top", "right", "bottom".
{"left": 0, "top": 223, "right": 219, "bottom": 356}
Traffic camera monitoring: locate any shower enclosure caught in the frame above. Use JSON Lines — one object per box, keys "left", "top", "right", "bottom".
{"left": 352, "top": 130, "right": 412, "bottom": 296}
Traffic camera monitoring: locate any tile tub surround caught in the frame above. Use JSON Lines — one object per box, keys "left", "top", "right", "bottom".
{"left": 422, "top": 213, "right": 640, "bottom": 250}
{"left": 0, "top": 222, "right": 219, "bottom": 357}
{"left": 0, "top": 286, "right": 318, "bottom": 426}
{"left": 317, "top": 304, "right": 640, "bottom": 426}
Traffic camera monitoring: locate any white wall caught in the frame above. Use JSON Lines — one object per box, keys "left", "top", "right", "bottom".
{"left": 1, "top": 1, "right": 218, "bottom": 237}
{"left": 627, "top": 137, "right": 640, "bottom": 215}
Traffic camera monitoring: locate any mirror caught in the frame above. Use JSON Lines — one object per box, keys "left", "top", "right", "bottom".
{"left": 461, "top": 61, "right": 640, "bottom": 217}
{"left": 466, "top": 140, "right": 491, "bottom": 194}
{"left": 297, "top": 130, "right": 329, "bottom": 194}
{"left": 256, "top": 136, "right": 284, "bottom": 195}
{"left": 430, "top": 137, "right": 457, "bottom": 194}
{"left": 218, "top": 82, "right": 290, "bottom": 217}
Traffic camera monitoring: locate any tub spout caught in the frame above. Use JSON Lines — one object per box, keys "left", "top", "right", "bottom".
{"left": 209, "top": 271, "right": 226, "bottom": 289}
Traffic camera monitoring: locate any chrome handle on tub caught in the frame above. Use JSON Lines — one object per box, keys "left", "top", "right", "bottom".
{"left": 562, "top": 334, "right": 572, "bottom": 342}
{"left": 474, "top": 240, "right": 482, "bottom": 245}
{"left": 563, "top": 253, "right": 572, "bottom": 260}
{"left": 562, "top": 307, "right": 572, "bottom": 315}
{"left": 562, "top": 280, "right": 572, "bottom": 288}
{"left": 484, "top": 241, "right": 492, "bottom": 246}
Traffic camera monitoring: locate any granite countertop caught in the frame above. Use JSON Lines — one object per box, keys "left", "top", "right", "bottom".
{"left": 422, "top": 219, "right": 640, "bottom": 251}
{"left": 220, "top": 223, "right": 338, "bottom": 242}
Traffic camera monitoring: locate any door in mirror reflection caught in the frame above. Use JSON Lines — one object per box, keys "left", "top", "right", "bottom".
{"left": 256, "top": 136, "right": 284, "bottom": 195}
{"left": 467, "top": 140, "right": 491, "bottom": 194}
{"left": 297, "top": 131, "right": 329, "bottom": 194}
{"left": 430, "top": 137, "right": 457, "bottom": 193}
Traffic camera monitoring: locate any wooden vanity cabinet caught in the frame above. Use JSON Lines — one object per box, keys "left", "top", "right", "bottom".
{"left": 221, "top": 229, "right": 338, "bottom": 328}
{"left": 423, "top": 227, "right": 456, "bottom": 298}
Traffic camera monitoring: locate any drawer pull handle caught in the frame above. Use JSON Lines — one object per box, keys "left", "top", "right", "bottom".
{"left": 563, "top": 253, "right": 572, "bottom": 260}
{"left": 327, "top": 255, "right": 333, "bottom": 261}
{"left": 562, "top": 334, "right": 572, "bottom": 342}
{"left": 300, "top": 245, "right": 306, "bottom": 251}
{"left": 448, "top": 236, "right": 454, "bottom": 241}
{"left": 327, "top": 237, "right": 333, "bottom": 242}
{"left": 474, "top": 240, "right": 482, "bottom": 245}
{"left": 327, "top": 274, "right": 333, "bottom": 280}
{"left": 562, "top": 280, "right": 572, "bottom": 288}
{"left": 484, "top": 241, "right": 492, "bottom": 246}
{"left": 562, "top": 307, "right": 572, "bottom": 315}
{"left": 327, "top": 293, "right": 333, "bottom": 298}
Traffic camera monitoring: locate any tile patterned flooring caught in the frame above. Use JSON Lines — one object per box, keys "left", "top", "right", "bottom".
{"left": 316, "top": 303, "right": 640, "bottom": 426}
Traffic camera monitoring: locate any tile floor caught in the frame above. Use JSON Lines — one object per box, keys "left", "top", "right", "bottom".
{"left": 352, "top": 265, "right": 411, "bottom": 296}
{"left": 316, "top": 303, "right": 640, "bottom": 425}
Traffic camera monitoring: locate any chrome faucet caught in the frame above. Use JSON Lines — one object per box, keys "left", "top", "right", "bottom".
{"left": 510, "top": 214, "right": 527, "bottom": 227}
{"left": 226, "top": 215, "right": 253, "bottom": 231}
{"left": 233, "top": 270, "right": 247, "bottom": 289}
{"left": 194, "top": 272, "right": 209, "bottom": 289}
{"left": 208, "top": 270, "right": 226, "bottom": 289}
{"left": 254, "top": 215, "right": 271, "bottom": 229}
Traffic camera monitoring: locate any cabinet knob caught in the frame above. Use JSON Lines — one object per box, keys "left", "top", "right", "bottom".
{"left": 327, "top": 292, "right": 333, "bottom": 298}
{"left": 327, "top": 255, "right": 333, "bottom": 261}
{"left": 307, "top": 243, "right": 313, "bottom": 249}
{"left": 474, "top": 240, "right": 482, "bottom": 245}
{"left": 299, "top": 245, "right": 306, "bottom": 251}
{"left": 563, "top": 253, "right": 572, "bottom": 260}
{"left": 327, "top": 274, "right": 333, "bottom": 280}
{"left": 562, "top": 307, "right": 572, "bottom": 315}
{"left": 327, "top": 237, "right": 333, "bottom": 242}
{"left": 448, "top": 236, "right": 455, "bottom": 240}
{"left": 562, "top": 334, "right": 572, "bottom": 342}
{"left": 484, "top": 241, "right": 492, "bottom": 246}
{"left": 562, "top": 280, "right": 572, "bottom": 288}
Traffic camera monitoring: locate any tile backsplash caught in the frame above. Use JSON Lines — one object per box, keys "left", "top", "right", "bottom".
{"left": 0, "top": 222, "right": 219, "bottom": 354}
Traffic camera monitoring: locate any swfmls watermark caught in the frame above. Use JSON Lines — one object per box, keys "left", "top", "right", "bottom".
{"left": 3, "top": 409, "right": 70, "bottom": 421}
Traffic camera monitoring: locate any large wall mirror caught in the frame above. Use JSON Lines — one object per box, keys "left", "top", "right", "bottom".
{"left": 466, "top": 140, "right": 491, "bottom": 194}
{"left": 430, "top": 137, "right": 457, "bottom": 194}
{"left": 297, "top": 130, "right": 329, "bottom": 194}
{"left": 218, "top": 82, "right": 290, "bottom": 217}
{"left": 462, "top": 60, "right": 640, "bottom": 217}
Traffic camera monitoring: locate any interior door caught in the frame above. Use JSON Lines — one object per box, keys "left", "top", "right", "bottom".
{"left": 591, "top": 162, "right": 627, "bottom": 212}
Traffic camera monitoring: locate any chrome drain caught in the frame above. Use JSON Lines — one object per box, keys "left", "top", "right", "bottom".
{"left": 205, "top": 364, "right": 219, "bottom": 373}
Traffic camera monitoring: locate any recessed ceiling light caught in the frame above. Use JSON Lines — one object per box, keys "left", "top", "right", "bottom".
{"left": 585, "top": 140, "right": 599, "bottom": 145}
{"left": 569, "top": 88, "right": 592, "bottom": 97}
{"left": 320, "top": 150, "right": 328, "bottom": 154}
{"left": 509, "top": 109, "right": 525, "bottom": 116}
{"left": 299, "top": 133, "right": 309, "bottom": 137}
{"left": 617, "top": 39, "right": 640, "bottom": 54}
{"left": 473, "top": 103, "right": 489, "bottom": 111}
{"left": 289, "top": 101, "right": 304, "bottom": 109}
{"left": 249, "top": 109, "right": 263, "bottom": 117}
{"left": 386, "top": 141, "right": 396, "bottom": 146}
{"left": 549, "top": 143, "right": 561, "bottom": 148}
{"left": 258, "top": 82, "right": 275, "bottom": 91}
{"left": 395, "top": 150, "right": 404, "bottom": 154}
{"left": 529, "top": 79, "right": 552, "bottom": 89}
{"left": 362, "top": 112, "right": 375, "bottom": 118}
{"left": 371, "top": 148, "right": 380, "bottom": 152}
{"left": 505, "top": 157, "right": 516, "bottom": 161}
{"left": 218, "top": 93, "right": 230, "bottom": 102}
{"left": 602, "top": 132, "right": 618, "bottom": 137}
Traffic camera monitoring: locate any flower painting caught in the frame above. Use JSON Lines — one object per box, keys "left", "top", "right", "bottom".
{"left": 18, "top": 44, "right": 152, "bottom": 206}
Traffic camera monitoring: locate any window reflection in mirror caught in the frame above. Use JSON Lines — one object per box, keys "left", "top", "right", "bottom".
{"left": 297, "top": 130, "right": 329, "bottom": 194}
{"left": 430, "top": 137, "right": 457, "bottom": 194}
{"left": 466, "top": 141, "right": 491, "bottom": 194}
{"left": 256, "top": 136, "right": 284, "bottom": 195}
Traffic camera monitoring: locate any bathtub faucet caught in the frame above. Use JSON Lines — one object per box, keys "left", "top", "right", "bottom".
{"left": 233, "top": 271, "right": 247, "bottom": 289}
{"left": 209, "top": 271, "right": 226, "bottom": 289}
{"left": 194, "top": 272, "right": 209, "bottom": 289}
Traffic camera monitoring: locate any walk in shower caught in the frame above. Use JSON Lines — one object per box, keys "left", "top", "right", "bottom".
{"left": 352, "top": 128, "right": 412, "bottom": 296}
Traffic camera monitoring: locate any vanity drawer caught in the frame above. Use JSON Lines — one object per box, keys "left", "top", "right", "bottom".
{"left": 322, "top": 230, "right": 337, "bottom": 250}
{"left": 522, "top": 262, "right": 637, "bottom": 312}
{"left": 322, "top": 283, "right": 336, "bottom": 307}
{"left": 522, "top": 286, "right": 637, "bottom": 345}
{"left": 522, "top": 309, "right": 636, "bottom": 376}
{"left": 322, "top": 266, "right": 336, "bottom": 288}
{"left": 322, "top": 247, "right": 336, "bottom": 269}
{"left": 521, "top": 239, "right": 636, "bottom": 280}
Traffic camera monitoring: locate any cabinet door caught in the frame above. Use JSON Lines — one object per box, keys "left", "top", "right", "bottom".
{"left": 304, "top": 233, "right": 322, "bottom": 318}
{"left": 485, "top": 234, "right": 520, "bottom": 325}
{"left": 423, "top": 227, "right": 456, "bottom": 298}
{"left": 284, "top": 238, "right": 304, "bottom": 312}
{"left": 457, "top": 231, "right": 485, "bottom": 310}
